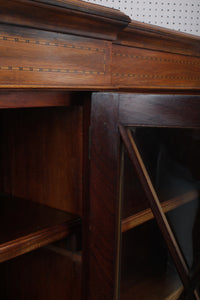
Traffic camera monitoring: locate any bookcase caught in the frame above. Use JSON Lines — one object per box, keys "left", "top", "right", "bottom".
{"left": 0, "top": 1, "right": 200, "bottom": 299}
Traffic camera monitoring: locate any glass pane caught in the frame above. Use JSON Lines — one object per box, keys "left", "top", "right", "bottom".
{"left": 131, "top": 127, "right": 200, "bottom": 270}
{"left": 120, "top": 220, "right": 183, "bottom": 300}
{"left": 120, "top": 127, "right": 200, "bottom": 299}
{"left": 121, "top": 149, "right": 149, "bottom": 220}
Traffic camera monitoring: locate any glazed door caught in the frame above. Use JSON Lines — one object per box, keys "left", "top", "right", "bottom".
{"left": 87, "top": 93, "right": 200, "bottom": 300}
{"left": 119, "top": 94, "right": 200, "bottom": 300}
{"left": 120, "top": 126, "right": 200, "bottom": 300}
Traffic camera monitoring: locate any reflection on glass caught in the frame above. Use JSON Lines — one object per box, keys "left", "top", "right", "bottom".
{"left": 132, "top": 127, "right": 200, "bottom": 270}
{"left": 120, "top": 127, "right": 200, "bottom": 300}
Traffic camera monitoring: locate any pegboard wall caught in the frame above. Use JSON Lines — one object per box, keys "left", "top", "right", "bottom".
{"left": 83, "top": 0, "right": 200, "bottom": 36}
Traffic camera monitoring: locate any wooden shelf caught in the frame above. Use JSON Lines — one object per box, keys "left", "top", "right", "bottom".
{"left": 0, "top": 195, "right": 80, "bottom": 263}
{"left": 122, "top": 190, "right": 198, "bottom": 232}
{"left": 121, "top": 268, "right": 183, "bottom": 300}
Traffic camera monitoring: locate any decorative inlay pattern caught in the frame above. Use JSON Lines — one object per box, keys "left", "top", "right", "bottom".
{"left": 0, "top": 35, "right": 107, "bottom": 75}
{"left": 0, "top": 35, "right": 105, "bottom": 53}
{"left": 113, "top": 52, "right": 200, "bottom": 66}
{"left": 0, "top": 66, "right": 105, "bottom": 75}
{"left": 112, "top": 73, "right": 200, "bottom": 81}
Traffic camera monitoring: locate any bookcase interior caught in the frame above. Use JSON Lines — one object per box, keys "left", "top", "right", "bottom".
{"left": 0, "top": 95, "right": 83, "bottom": 299}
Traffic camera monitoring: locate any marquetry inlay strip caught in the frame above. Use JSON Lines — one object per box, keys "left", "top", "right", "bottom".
{"left": 112, "top": 44, "right": 200, "bottom": 87}
{"left": 113, "top": 52, "right": 200, "bottom": 66}
{"left": 0, "top": 35, "right": 105, "bottom": 53}
{"left": 0, "top": 66, "right": 105, "bottom": 75}
{"left": 0, "top": 34, "right": 108, "bottom": 78}
{"left": 112, "top": 73, "right": 200, "bottom": 81}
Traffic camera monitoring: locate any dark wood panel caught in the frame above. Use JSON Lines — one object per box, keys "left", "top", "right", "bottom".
{"left": 119, "top": 94, "right": 200, "bottom": 127}
{"left": 86, "top": 93, "right": 121, "bottom": 300}
{"left": 1, "top": 246, "right": 81, "bottom": 300}
{"left": 0, "top": 195, "right": 80, "bottom": 263}
{"left": 0, "top": 106, "right": 83, "bottom": 215}
{"left": 112, "top": 45, "right": 200, "bottom": 90}
{"left": 81, "top": 94, "right": 92, "bottom": 299}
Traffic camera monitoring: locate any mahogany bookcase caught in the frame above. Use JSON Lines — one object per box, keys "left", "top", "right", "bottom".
{"left": 0, "top": 1, "right": 199, "bottom": 300}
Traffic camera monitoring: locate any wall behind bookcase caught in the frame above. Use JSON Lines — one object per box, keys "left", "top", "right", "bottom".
{"left": 83, "top": 0, "right": 200, "bottom": 36}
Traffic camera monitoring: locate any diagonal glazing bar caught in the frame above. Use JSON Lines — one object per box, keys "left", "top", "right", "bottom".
{"left": 119, "top": 124, "right": 200, "bottom": 300}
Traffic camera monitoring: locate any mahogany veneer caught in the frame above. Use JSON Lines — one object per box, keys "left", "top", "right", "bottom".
{"left": 0, "top": 1, "right": 200, "bottom": 300}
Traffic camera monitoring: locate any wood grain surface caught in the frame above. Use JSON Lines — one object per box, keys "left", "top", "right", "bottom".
{"left": 0, "top": 25, "right": 112, "bottom": 88}
{"left": 112, "top": 44, "right": 200, "bottom": 89}
{"left": 0, "top": 1, "right": 200, "bottom": 299}
{"left": 87, "top": 93, "right": 121, "bottom": 300}
{"left": 0, "top": 195, "right": 80, "bottom": 263}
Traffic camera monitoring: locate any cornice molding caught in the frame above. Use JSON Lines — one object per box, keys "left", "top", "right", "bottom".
{"left": 0, "top": 0, "right": 130, "bottom": 40}
{"left": 31, "top": 0, "right": 128, "bottom": 21}
{"left": 116, "top": 21, "right": 200, "bottom": 57}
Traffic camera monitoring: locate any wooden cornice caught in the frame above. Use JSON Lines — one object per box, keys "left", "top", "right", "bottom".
{"left": 32, "top": 0, "right": 127, "bottom": 21}
{"left": 0, "top": 0, "right": 130, "bottom": 40}
{"left": 116, "top": 21, "right": 200, "bottom": 57}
